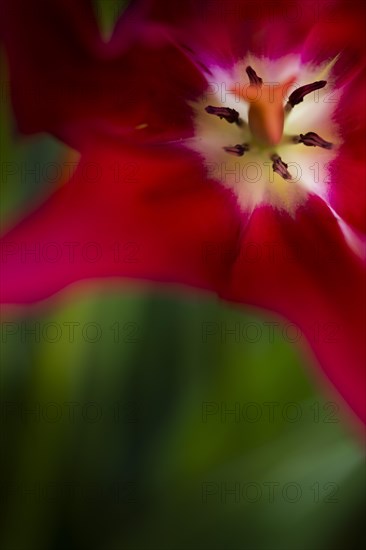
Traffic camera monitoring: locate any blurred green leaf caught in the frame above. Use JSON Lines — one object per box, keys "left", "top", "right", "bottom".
{"left": 92, "top": 0, "right": 130, "bottom": 39}
{"left": 1, "top": 288, "right": 364, "bottom": 550}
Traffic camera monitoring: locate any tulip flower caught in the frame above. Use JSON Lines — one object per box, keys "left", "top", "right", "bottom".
{"left": 0, "top": 0, "right": 365, "bottom": 422}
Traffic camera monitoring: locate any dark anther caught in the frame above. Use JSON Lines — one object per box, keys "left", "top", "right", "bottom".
{"left": 246, "top": 66, "right": 263, "bottom": 86}
{"left": 223, "top": 143, "right": 250, "bottom": 157}
{"left": 293, "top": 131, "right": 333, "bottom": 149}
{"left": 271, "top": 154, "right": 292, "bottom": 180}
{"left": 287, "top": 80, "right": 327, "bottom": 108}
{"left": 205, "top": 106, "right": 240, "bottom": 124}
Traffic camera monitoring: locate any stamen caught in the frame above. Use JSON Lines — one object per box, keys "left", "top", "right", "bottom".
{"left": 293, "top": 132, "right": 333, "bottom": 149}
{"left": 271, "top": 154, "right": 292, "bottom": 180}
{"left": 205, "top": 106, "right": 240, "bottom": 124}
{"left": 246, "top": 66, "right": 263, "bottom": 86}
{"left": 286, "top": 80, "right": 327, "bottom": 109}
{"left": 223, "top": 143, "right": 250, "bottom": 157}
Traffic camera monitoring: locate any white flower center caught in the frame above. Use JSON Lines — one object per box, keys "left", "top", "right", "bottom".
{"left": 187, "top": 54, "right": 341, "bottom": 216}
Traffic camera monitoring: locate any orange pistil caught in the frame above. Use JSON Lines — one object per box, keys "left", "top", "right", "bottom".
{"left": 244, "top": 71, "right": 296, "bottom": 146}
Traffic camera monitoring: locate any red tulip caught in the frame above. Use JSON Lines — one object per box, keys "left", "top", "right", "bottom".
{"left": 1, "top": 0, "right": 365, "bottom": 422}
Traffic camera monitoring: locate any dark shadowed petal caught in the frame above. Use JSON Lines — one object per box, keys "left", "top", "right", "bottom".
{"left": 0, "top": 0, "right": 100, "bottom": 136}
{"left": 113, "top": 0, "right": 352, "bottom": 65}
{"left": 0, "top": 0, "right": 206, "bottom": 149}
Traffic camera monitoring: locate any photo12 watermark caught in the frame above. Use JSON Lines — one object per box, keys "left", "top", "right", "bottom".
{"left": 201, "top": 401, "right": 340, "bottom": 424}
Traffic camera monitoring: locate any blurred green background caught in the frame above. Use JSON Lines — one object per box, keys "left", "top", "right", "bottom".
{"left": 1, "top": 2, "right": 365, "bottom": 549}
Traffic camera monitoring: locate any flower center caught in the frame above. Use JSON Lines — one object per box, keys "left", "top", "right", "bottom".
{"left": 207, "top": 65, "right": 331, "bottom": 171}
{"left": 187, "top": 55, "right": 340, "bottom": 214}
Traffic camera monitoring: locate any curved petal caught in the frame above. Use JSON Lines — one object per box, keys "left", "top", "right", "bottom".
{"left": 223, "top": 196, "right": 366, "bottom": 422}
{"left": 0, "top": 143, "right": 242, "bottom": 303}
{"left": 1, "top": 0, "right": 206, "bottom": 149}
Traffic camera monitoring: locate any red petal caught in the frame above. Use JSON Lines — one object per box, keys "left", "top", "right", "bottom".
{"left": 0, "top": 143, "right": 241, "bottom": 303}
{"left": 223, "top": 196, "right": 366, "bottom": 423}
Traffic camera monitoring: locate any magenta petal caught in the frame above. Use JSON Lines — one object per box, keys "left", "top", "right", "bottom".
{"left": 223, "top": 196, "right": 366, "bottom": 423}
{"left": 0, "top": 144, "right": 242, "bottom": 304}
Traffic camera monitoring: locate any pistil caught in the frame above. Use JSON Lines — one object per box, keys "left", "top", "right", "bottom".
{"left": 244, "top": 66, "right": 295, "bottom": 146}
